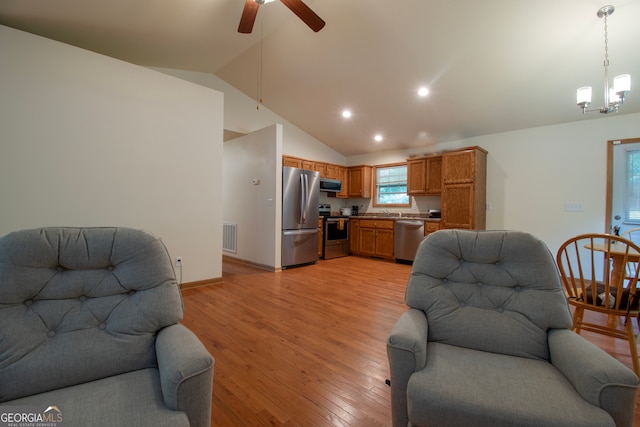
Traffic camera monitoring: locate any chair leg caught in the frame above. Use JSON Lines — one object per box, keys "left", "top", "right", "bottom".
{"left": 572, "top": 307, "right": 584, "bottom": 334}
{"left": 625, "top": 319, "right": 640, "bottom": 376}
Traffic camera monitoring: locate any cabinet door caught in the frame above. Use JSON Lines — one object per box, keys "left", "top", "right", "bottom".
{"left": 325, "top": 164, "right": 339, "bottom": 179}
{"left": 348, "top": 166, "right": 372, "bottom": 198}
{"left": 442, "top": 184, "right": 475, "bottom": 229}
{"left": 375, "top": 229, "right": 395, "bottom": 259}
{"left": 425, "top": 156, "right": 442, "bottom": 195}
{"left": 337, "top": 166, "right": 349, "bottom": 199}
{"left": 314, "top": 163, "right": 327, "bottom": 178}
{"left": 359, "top": 227, "right": 376, "bottom": 256}
{"left": 443, "top": 150, "right": 476, "bottom": 184}
{"left": 407, "top": 159, "right": 426, "bottom": 195}
{"left": 349, "top": 220, "right": 360, "bottom": 254}
{"left": 318, "top": 219, "right": 323, "bottom": 257}
{"left": 424, "top": 221, "right": 441, "bottom": 236}
{"left": 283, "top": 156, "right": 302, "bottom": 168}
{"left": 301, "top": 160, "right": 315, "bottom": 171}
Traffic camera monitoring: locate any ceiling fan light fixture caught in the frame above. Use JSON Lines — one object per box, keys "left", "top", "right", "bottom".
{"left": 577, "top": 5, "right": 631, "bottom": 114}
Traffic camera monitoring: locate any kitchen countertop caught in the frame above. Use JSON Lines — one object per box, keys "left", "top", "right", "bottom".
{"left": 349, "top": 215, "right": 441, "bottom": 221}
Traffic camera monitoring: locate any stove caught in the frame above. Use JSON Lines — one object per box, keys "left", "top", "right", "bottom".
{"left": 318, "top": 204, "right": 350, "bottom": 259}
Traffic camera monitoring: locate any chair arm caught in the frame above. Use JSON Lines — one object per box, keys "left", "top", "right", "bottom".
{"left": 386, "top": 308, "right": 428, "bottom": 427}
{"left": 156, "top": 323, "right": 214, "bottom": 427}
{"left": 548, "top": 328, "right": 638, "bottom": 427}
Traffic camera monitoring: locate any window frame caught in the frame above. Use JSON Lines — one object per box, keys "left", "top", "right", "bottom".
{"left": 372, "top": 162, "right": 410, "bottom": 208}
{"left": 625, "top": 149, "right": 640, "bottom": 224}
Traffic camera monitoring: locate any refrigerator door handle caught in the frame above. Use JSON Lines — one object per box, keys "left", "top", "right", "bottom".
{"left": 302, "top": 173, "right": 309, "bottom": 224}
{"left": 299, "top": 173, "right": 305, "bottom": 224}
{"left": 283, "top": 229, "right": 318, "bottom": 236}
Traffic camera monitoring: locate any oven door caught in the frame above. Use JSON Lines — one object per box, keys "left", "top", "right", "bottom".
{"left": 324, "top": 217, "right": 349, "bottom": 245}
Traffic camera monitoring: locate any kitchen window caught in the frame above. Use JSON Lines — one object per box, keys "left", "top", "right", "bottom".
{"left": 373, "top": 163, "right": 410, "bottom": 207}
{"left": 625, "top": 149, "right": 640, "bottom": 223}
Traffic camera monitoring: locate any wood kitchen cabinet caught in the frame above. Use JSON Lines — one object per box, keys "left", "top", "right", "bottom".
{"left": 347, "top": 165, "right": 372, "bottom": 198}
{"left": 407, "top": 158, "right": 426, "bottom": 195}
{"left": 314, "top": 163, "right": 327, "bottom": 178}
{"left": 357, "top": 219, "right": 394, "bottom": 259}
{"left": 441, "top": 147, "right": 487, "bottom": 230}
{"left": 424, "top": 221, "right": 441, "bottom": 237}
{"left": 349, "top": 219, "right": 359, "bottom": 253}
{"left": 425, "top": 156, "right": 443, "bottom": 194}
{"left": 301, "top": 160, "right": 315, "bottom": 172}
{"left": 407, "top": 155, "right": 442, "bottom": 195}
{"left": 283, "top": 156, "right": 302, "bottom": 168}
{"left": 318, "top": 218, "right": 324, "bottom": 257}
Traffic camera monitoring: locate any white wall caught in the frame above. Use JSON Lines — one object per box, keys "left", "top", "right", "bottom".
{"left": 223, "top": 124, "right": 282, "bottom": 269}
{"left": 0, "top": 25, "right": 224, "bottom": 283}
{"left": 153, "top": 68, "right": 346, "bottom": 165}
{"left": 349, "top": 113, "right": 640, "bottom": 255}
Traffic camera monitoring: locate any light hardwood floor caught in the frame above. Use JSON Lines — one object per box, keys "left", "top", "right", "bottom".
{"left": 180, "top": 256, "right": 640, "bottom": 426}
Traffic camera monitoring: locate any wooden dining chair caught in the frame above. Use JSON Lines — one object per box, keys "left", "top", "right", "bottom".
{"left": 557, "top": 233, "right": 640, "bottom": 374}
{"left": 620, "top": 227, "right": 640, "bottom": 285}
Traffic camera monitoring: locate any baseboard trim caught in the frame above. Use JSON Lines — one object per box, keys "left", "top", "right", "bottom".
{"left": 223, "top": 255, "right": 281, "bottom": 272}
{"left": 180, "top": 277, "right": 223, "bottom": 290}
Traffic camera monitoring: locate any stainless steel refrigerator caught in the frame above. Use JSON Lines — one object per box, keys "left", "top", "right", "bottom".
{"left": 282, "top": 166, "right": 320, "bottom": 268}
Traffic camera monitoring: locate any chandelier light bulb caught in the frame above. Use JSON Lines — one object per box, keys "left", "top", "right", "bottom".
{"left": 614, "top": 74, "right": 631, "bottom": 93}
{"left": 577, "top": 86, "right": 592, "bottom": 105}
{"left": 609, "top": 88, "right": 621, "bottom": 104}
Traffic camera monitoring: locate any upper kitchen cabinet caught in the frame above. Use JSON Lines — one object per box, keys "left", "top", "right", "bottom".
{"left": 407, "top": 155, "right": 442, "bottom": 195}
{"left": 348, "top": 165, "right": 372, "bottom": 198}
{"left": 283, "top": 156, "right": 302, "bottom": 168}
{"left": 441, "top": 147, "right": 487, "bottom": 230}
{"left": 314, "top": 163, "right": 327, "bottom": 178}
{"left": 327, "top": 165, "right": 349, "bottom": 199}
{"left": 442, "top": 148, "right": 486, "bottom": 184}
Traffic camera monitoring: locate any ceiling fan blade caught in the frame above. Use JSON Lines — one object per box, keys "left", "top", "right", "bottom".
{"left": 238, "top": 0, "right": 260, "bottom": 34}
{"left": 280, "top": 0, "right": 326, "bottom": 32}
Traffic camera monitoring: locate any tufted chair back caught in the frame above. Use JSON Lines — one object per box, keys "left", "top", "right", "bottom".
{"left": 406, "top": 229, "right": 572, "bottom": 360}
{"left": 0, "top": 227, "right": 183, "bottom": 402}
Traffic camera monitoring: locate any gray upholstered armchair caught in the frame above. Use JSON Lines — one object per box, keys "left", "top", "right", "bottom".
{"left": 387, "top": 229, "right": 639, "bottom": 427}
{"left": 0, "top": 227, "right": 214, "bottom": 427}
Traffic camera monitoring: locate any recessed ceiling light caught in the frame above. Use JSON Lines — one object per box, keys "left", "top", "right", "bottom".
{"left": 342, "top": 109, "right": 352, "bottom": 119}
{"left": 374, "top": 134, "right": 383, "bottom": 142}
{"left": 417, "top": 87, "right": 429, "bottom": 97}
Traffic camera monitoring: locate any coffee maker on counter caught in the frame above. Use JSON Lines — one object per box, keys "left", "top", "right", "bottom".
{"left": 351, "top": 205, "right": 359, "bottom": 216}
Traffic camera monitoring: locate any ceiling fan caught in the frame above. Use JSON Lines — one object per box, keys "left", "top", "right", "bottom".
{"left": 238, "top": 0, "right": 325, "bottom": 34}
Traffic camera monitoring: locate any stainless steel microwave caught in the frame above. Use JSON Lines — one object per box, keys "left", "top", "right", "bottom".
{"left": 319, "top": 178, "right": 342, "bottom": 193}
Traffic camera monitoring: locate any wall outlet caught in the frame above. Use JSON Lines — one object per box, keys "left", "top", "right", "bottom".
{"left": 175, "top": 257, "right": 183, "bottom": 267}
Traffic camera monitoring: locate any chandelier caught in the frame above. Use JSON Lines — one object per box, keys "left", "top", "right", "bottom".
{"left": 576, "top": 5, "right": 631, "bottom": 114}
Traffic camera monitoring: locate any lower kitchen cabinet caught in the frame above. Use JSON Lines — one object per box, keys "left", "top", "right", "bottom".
{"left": 357, "top": 219, "right": 394, "bottom": 259}
{"left": 349, "top": 219, "right": 359, "bottom": 254}
{"left": 424, "top": 220, "right": 441, "bottom": 237}
{"left": 318, "top": 219, "right": 323, "bottom": 257}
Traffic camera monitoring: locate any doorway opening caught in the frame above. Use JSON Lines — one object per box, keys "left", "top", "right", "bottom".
{"left": 606, "top": 137, "right": 640, "bottom": 238}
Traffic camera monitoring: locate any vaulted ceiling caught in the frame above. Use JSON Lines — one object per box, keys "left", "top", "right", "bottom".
{"left": 1, "top": 0, "right": 639, "bottom": 156}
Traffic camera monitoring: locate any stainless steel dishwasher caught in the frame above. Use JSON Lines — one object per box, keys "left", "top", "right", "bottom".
{"left": 394, "top": 220, "right": 425, "bottom": 263}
